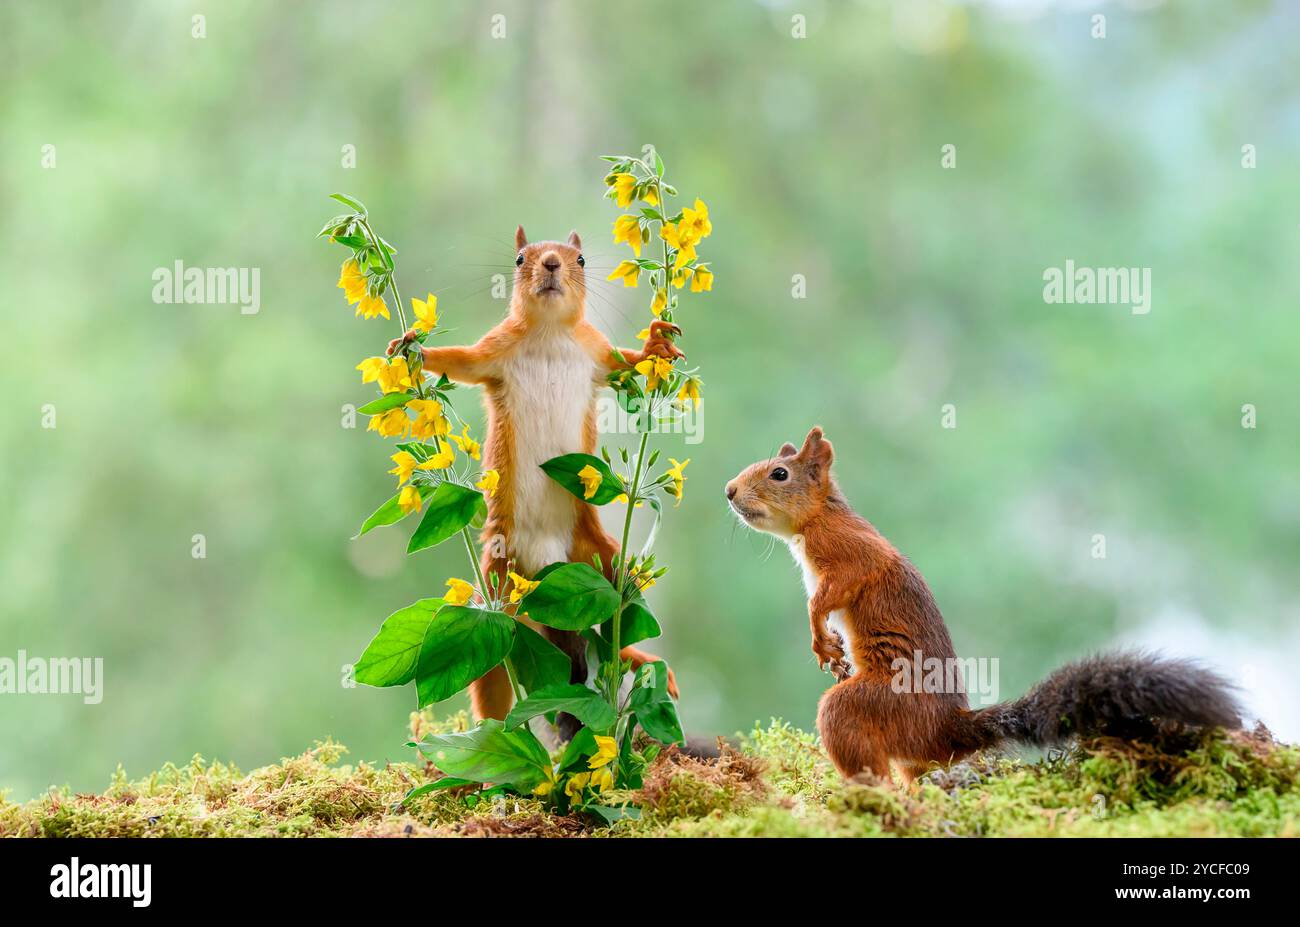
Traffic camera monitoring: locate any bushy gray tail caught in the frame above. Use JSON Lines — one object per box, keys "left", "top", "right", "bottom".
{"left": 959, "top": 651, "right": 1241, "bottom": 750}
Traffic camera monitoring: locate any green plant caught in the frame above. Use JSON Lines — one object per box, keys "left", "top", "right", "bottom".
{"left": 322, "top": 146, "right": 714, "bottom": 820}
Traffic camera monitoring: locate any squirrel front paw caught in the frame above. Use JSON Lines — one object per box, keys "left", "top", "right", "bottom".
{"left": 386, "top": 329, "right": 419, "bottom": 357}
{"left": 812, "top": 634, "right": 846, "bottom": 673}
{"left": 637, "top": 320, "right": 685, "bottom": 363}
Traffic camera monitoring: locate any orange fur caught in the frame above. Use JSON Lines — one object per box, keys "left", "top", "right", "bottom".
{"left": 726, "top": 427, "right": 967, "bottom": 780}
{"left": 389, "top": 227, "right": 680, "bottom": 720}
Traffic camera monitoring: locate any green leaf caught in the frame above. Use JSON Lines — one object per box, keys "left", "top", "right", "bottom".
{"left": 329, "top": 192, "right": 368, "bottom": 215}
{"left": 358, "top": 392, "right": 412, "bottom": 415}
{"left": 355, "top": 483, "right": 435, "bottom": 537}
{"left": 653, "top": 150, "right": 665, "bottom": 178}
{"left": 586, "top": 803, "right": 642, "bottom": 825}
{"left": 504, "top": 683, "right": 617, "bottom": 733}
{"left": 395, "top": 441, "right": 436, "bottom": 462}
{"left": 416, "top": 719, "right": 551, "bottom": 789}
{"left": 519, "top": 562, "right": 620, "bottom": 631}
{"left": 596, "top": 599, "right": 662, "bottom": 651}
{"left": 615, "top": 381, "right": 646, "bottom": 417}
{"left": 539, "top": 454, "right": 625, "bottom": 505}
{"left": 630, "top": 661, "right": 683, "bottom": 745}
{"left": 317, "top": 214, "right": 352, "bottom": 238}
{"left": 557, "top": 726, "right": 599, "bottom": 772}
{"left": 581, "top": 626, "right": 611, "bottom": 664}
{"left": 635, "top": 697, "right": 683, "bottom": 746}
{"left": 415, "top": 605, "right": 515, "bottom": 707}
{"left": 399, "top": 777, "right": 474, "bottom": 804}
{"left": 407, "top": 481, "right": 487, "bottom": 554}
{"left": 509, "top": 624, "right": 572, "bottom": 693}
{"left": 353, "top": 597, "right": 443, "bottom": 687}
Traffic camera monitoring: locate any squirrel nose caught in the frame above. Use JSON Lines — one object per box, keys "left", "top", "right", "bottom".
{"left": 542, "top": 253, "right": 561, "bottom": 272}
{"left": 725, "top": 482, "right": 737, "bottom": 501}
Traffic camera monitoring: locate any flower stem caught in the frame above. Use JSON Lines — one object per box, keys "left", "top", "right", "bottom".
{"left": 460, "top": 526, "right": 490, "bottom": 603}
{"left": 359, "top": 216, "right": 409, "bottom": 331}
{"left": 608, "top": 429, "right": 651, "bottom": 709}
{"left": 460, "top": 524, "right": 524, "bottom": 704}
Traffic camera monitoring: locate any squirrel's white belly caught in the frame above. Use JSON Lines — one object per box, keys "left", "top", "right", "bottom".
{"left": 825, "top": 610, "right": 856, "bottom": 675}
{"left": 788, "top": 534, "right": 857, "bottom": 676}
{"left": 501, "top": 334, "right": 598, "bottom": 574}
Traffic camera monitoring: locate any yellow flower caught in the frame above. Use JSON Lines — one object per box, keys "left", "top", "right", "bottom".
{"left": 671, "top": 268, "right": 688, "bottom": 289}
{"left": 651, "top": 288, "right": 667, "bottom": 316}
{"left": 410, "top": 293, "right": 438, "bottom": 333}
{"left": 388, "top": 451, "right": 417, "bottom": 487}
{"left": 367, "top": 408, "right": 411, "bottom": 438}
{"left": 590, "top": 765, "right": 614, "bottom": 793}
{"left": 533, "top": 767, "right": 557, "bottom": 797}
{"left": 564, "top": 772, "right": 590, "bottom": 799}
{"left": 660, "top": 222, "right": 697, "bottom": 271}
{"left": 613, "top": 493, "right": 643, "bottom": 508}
{"left": 666, "top": 457, "right": 690, "bottom": 507}
{"left": 690, "top": 265, "right": 713, "bottom": 293}
{"left": 642, "top": 185, "right": 659, "bottom": 207}
{"left": 355, "top": 356, "right": 386, "bottom": 384}
{"left": 607, "top": 260, "right": 640, "bottom": 288}
{"left": 337, "top": 260, "right": 366, "bottom": 305}
{"left": 475, "top": 469, "right": 500, "bottom": 497}
{"left": 630, "top": 566, "right": 656, "bottom": 591}
{"left": 612, "top": 214, "right": 642, "bottom": 257}
{"left": 611, "top": 172, "right": 636, "bottom": 208}
{"left": 588, "top": 735, "right": 618, "bottom": 769}
{"left": 398, "top": 484, "right": 423, "bottom": 515}
{"left": 677, "top": 376, "right": 701, "bottom": 408}
{"left": 634, "top": 355, "right": 673, "bottom": 391}
{"left": 508, "top": 571, "right": 539, "bottom": 604}
{"left": 636, "top": 327, "right": 650, "bottom": 341}
{"left": 577, "top": 464, "right": 602, "bottom": 499}
{"left": 680, "top": 198, "right": 712, "bottom": 241}
{"left": 356, "top": 291, "right": 390, "bottom": 320}
{"left": 407, "top": 398, "right": 450, "bottom": 440}
{"left": 448, "top": 425, "right": 481, "bottom": 460}
{"left": 444, "top": 578, "right": 474, "bottom": 606}
{"left": 376, "top": 356, "right": 413, "bottom": 394}
{"left": 419, "top": 439, "right": 455, "bottom": 469}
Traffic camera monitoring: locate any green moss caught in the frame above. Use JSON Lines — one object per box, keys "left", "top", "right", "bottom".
{"left": 3, "top": 721, "right": 1294, "bottom": 838}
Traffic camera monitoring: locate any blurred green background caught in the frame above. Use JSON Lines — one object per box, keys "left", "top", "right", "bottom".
{"left": 4, "top": 0, "right": 1298, "bottom": 800}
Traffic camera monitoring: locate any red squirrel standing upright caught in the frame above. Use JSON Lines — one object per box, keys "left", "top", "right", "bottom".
{"left": 389, "top": 227, "right": 681, "bottom": 725}
{"left": 726, "top": 426, "right": 1241, "bottom": 782}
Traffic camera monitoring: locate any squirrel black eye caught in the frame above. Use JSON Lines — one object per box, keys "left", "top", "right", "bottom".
{"left": 515, "top": 253, "right": 524, "bottom": 267}
{"left": 770, "top": 467, "right": 789, "bottom": 482}
{"left": 577, "top": 255, "right": 585, "bottom": 267}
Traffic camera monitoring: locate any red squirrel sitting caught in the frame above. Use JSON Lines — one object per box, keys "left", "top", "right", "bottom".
{"left": 389, "top": 226, "right": 681, "bottom": 726}
{"left": 726, "top": 426, "right": 1241, "bottom": 783}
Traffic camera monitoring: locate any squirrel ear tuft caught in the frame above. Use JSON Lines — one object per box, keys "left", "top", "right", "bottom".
{"left": 567, "top": 230, "right": 582, "bottom": 250}
{"left": 799, "top": 426, "right": 825, "bottom": 456}
{"left": 778, "top": 442, "right": 798, "bottom": 457}
{"left": 515, "top": 225, "right": 528, "bottom": 250}
{"left": 798, "top": 426, "right": 834, "bottom": 479}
